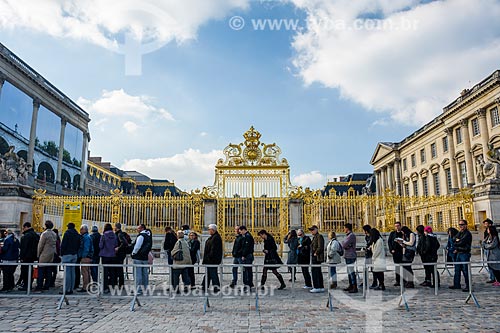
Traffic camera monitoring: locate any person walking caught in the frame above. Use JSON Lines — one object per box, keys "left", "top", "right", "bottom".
{"left": 77, "top": 225, "right": 93, "bottom": 292}
{"left": 187, "top": 231, "right": 201, "bottom": 288}
{"left": 201, "top": 224, "right": 223, "bottom": 292}
{"left": 99, "top": 223, "right": 118, "bottom": 293}
{"left": 449, "top": 219, "right": 472, "bottom": 292}
{"left": 18, "top": 222, "right": 39, "bottom": 291}
{"left": 230, "top": 225, "right": 243, "bottom": 288}
{"left": 309, "top": 225, "right": 325, "bottom": 293}
{"left": 171, "top": 230, "right": 192, "bottom": 293}
{"left": 342, "top": 223, "right": 358, "bottom": 293}
{"left": 36, "top": 221, "right": 56, "bottom": 292}
{"left": 297, "top": 228, "right": 312, "bottom": 289}
{"left": 130, "top": 224, "right": 153, "bottom": 295}
{"left": 369, "top": 228, "right": 386, "bottom": 291}
{"left": 326, "top": 231, "right": 342, "bottom": 289}
{"left": 284, "top": 230, "right": 299, "bottom": 282}
{"left": 483, "top": 225, "right": 500, "bottom": 285}
{"left": 258, "top": 229, "right": 286, "bottom": 290}
{"left": 60, "top": 223, "right": 81, "bottom": 294}
{"left": 239, "top": 226, "right": 255, "bottom": 289}
{"left": 388, "top": 222, "right": 404, "bottom": 287}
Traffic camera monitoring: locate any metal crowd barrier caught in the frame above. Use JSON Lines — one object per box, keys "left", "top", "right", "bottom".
{"left": 0, "top": 259, "right": 498, "bottom": 313}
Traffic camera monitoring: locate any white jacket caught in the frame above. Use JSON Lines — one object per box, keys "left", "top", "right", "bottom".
{"left": 326, "top": 239, "right": 342, "bottom": 264}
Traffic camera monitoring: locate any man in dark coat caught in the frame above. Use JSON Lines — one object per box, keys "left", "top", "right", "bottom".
{"left": 450, "top": 219, "right": 472, "bottom": 292}
{"left": 163, "top": 226, "right": 177, "bottom": 265}
{"left": 230, "top": 225, "right": 243, "bottom": 288}
{"left": 239, "top": 225, "right": 255, "bottom": 288}
{"left": 201, "top": 224, "right": 223, "bottom": 292}
{"left": 19, "top": 222, "right": 39, "bottom": 290}
{"left": 388, "top": 221, "right": 404, "bottom": 286}
{"left": 297, "top": 228, "right": 312, "bottom": 288}
{"left": 309, "top": 225, "right": 325, "bottom": 292}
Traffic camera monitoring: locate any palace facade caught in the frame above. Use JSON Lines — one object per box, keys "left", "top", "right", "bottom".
{"left": 371, "top": 70, "right": 500, "bottom": 226}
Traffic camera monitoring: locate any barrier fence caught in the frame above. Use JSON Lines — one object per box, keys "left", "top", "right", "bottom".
{"left": 0, "top": 259, "right": 497, "bottom": 313}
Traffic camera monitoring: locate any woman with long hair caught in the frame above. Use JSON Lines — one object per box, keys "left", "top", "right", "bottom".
{"left": 368, "top": 228, "right": 386, "bottom": 290}
{"left": 258, "top": 230, "right": 286, "bottom": 290}
{"left": 397, "top": 226, "right": 416, "bottom": 288}
{"left": 483, "top": 226, "right": 500, "bottom": 286}
{"left": 284, "top": 229, "right": 298, "bottom": 282}
{"left": 187, "top": 231, "right": 201, "bottom": 288}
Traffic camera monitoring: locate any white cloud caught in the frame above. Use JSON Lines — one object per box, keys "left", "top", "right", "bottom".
{"left": 123, "top": 121, "right": 139, "bottom": 133}
{"left": 291, "top": 0, "right": 500, "bottom": 126}
{"left": 121, "top": 148, "right": 223, "bottom": 191}
{"left": 77, "top": 89, "right": 174, "bottom": 121}
{"left": 0, "top": 0, "right": 250, "bottom": 50}
{"left": 292, "top": 171, "right": 326, "bottom": 188}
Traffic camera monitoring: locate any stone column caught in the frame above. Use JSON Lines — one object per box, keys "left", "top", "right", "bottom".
{"left": 394, "top": 159, "right": 402, "bottom": 195}
{"left": 79, "top": 131, "right": 89, "bottom": 190}
{"left": 444, "top": 127, "right": 458, "bottom": 190}
{"left": 387, "top": 163, "right": 394, "bottom": 191}
{"left": 476, "top": 108, "right": 489, "bottom": 158}
{"left": 56, "top": 117, "right": 67, "bottom": 184}
{"left": 0, "top": 73, "right": 5, "bottom": 99}
{"left": 375, "top": 170, "right": 381, "bottom": 196}
{"left": 27, "top": 98, "right": 40, "bottom": 172}
{"left": 380, "top": 167, "right": 386, "bottom": 193}
{"left": 459, "top": 119, "right": 475, "bottom": 186}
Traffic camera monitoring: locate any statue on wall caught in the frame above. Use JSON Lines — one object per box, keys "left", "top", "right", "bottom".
{"left": 476, "top": 143, "right": 500, "bottom": 182}
{"left": 0, "top": 145, "right": 28, "bottom": 184}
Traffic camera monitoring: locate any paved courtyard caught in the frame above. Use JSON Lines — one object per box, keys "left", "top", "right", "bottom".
{"left": 0, "top": 255, "right": 499, "bottom": 333}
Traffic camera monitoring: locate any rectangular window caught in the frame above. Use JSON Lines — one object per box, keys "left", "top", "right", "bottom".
{"left": 433, "top": 173, "right": 440, "bottom": 195}
{"left": 437, "top": 211, "right": 443, "bottom": 226}
{"left": 420, "top": 149, "right": 426, "bottom": 163}
{"left": 459, "top": 162, "right": 467, "bottom": 187}
{"left": 403, "top": 158, "right": 407, "bottom": 171}
{"left": 422, "top": 177, "right": 429, "bottom": 196}
{"left": 491, "top": 107, "right": 500, "bottom": 127}
{"left": 445, "top": 168, "right": 452, "bottom": 192}
{"left": 442, "top": 137, "right": 448, "bottom": 153}
{"left": 456, "top": 128, "right": 462, "bottom": 144}
{"left": 416, "top": 215, "right": 420, "bottom": 225}
{"left": 431, "top": 143, "right": 437, "bottom": 159}
{"left": 413, "top": 180, "right": 418, "bottom": 196}
{"left": 404, "top": 183, "right": 410, "bottom": 197}
{"left": 411, "top": 154, "right": 416, "bottom": 168}
{"left": 472, "top": 118, "right": 480, "bottom": 136}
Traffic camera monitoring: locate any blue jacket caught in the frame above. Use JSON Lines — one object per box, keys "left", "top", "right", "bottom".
{"left": 78, "top": 233, "right": 93, "bottom": 259}
{"left": 1, "top": 234, "right": 20, "bottom": 261}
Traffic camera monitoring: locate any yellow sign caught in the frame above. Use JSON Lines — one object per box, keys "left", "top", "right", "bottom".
{"left": 63, "top": 202, "right": 82, "bottom": 232}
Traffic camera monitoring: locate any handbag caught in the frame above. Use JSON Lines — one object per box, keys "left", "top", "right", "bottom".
{"left": 173, "top": 241, "right": 183, "bottom": 261}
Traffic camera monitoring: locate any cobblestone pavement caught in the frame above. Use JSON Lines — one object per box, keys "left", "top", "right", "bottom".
{"left": 0, "top": 255, "right": 499, "bottom": 333}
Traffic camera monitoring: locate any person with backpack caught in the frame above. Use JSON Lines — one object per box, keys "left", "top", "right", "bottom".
{"left": 77, "top": 225, "right": 93, "bottom": 292}
{"left": 326, "top": 231, "right": 342, "bottom": 289}
{"left": 114, "top": 223, "right": 130, "bottom": 287}
{"left": 89, "top": 226, "right": 101, "bottom": 282}
{"left": 130, "top": 224, "right": 152, "bottom": 295}
{"left": 171, "top": 230, "right": 191, "bottom": 293}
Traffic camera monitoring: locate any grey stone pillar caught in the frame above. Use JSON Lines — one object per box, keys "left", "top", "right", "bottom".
{"left": 27, "top": 98, "right": 40, "bottom": 172}
{"left": 394, "top": 159, "right": 402, "bottom": 195}
{"left": 460, "top": 119, "right": 475, "bottom": 186}
{"left": 444, "top": 127, "right": 459, "bottom": 191}
{"left": 387, "top": 163, "right": 394, "bottom": 190}
{"left": 476, "top": 108, "right": 489, "bottom": 158}
{"left": 56, "top": 117, "right": 67, "bottom": 184}
{"left": 79, "top": 131, "right": 89, "bottom": 190}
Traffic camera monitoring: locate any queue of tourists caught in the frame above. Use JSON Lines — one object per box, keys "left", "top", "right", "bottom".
{"left": 0, "top": 218, "right": 499, "bottom": 295}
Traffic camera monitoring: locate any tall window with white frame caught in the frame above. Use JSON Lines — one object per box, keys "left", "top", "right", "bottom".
{"left": 404, "top": 183, "right": 410, "bottom": 197}
{"left": 403, "top": 158, "right": 407, "bottom": 171}
{"left": 413, "top": 179, "right": 418, "bottom": 196}
{"left": 411, "top": 154, "right": 416, "bottom": 168}
{"left": 433, "top": 173, "right": 440, "bottom": 195}
{"left": 445, "top": 168, "right": 452, "bottom": 193}
{"left": 456, "top": 127, "right": 463, "bottom": 144}
{"left": 431, "top": 143, "right": 437, "bottom": 159}
{"left": 420, "top": 149, "right": 426, "bottom": 163}
{"left": 459, "top": 162, "right": 467, "bottom": 188}
{"left": 472, "top": 118, "right": 480, "bottom": 136}
{"left": 491, "top": 107, "right": 500, "bottom": 127}
{"left": 422, "top": 177, "right": 429, "bottom": 196}
{"left": 442, "top": 136, "right": 448, "bottom": 153}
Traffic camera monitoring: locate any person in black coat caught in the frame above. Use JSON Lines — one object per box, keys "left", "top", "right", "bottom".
{"left": 297, "top": 228, "right": 312, "bottom": 288}
{"left": 258, "top": 230, "right": 286, "bottom": 290}
{"left": 18, "top": 222, "right": 39, "bottom": 290}
{"left": 388, "top": 222, "right": 404, "bottom": 286}
{"left": 60, "top": 223, "right": 81, "bottom": 294}
{"left": 201, "top": 224, "right": 223, "bottom": 292}
{"left": 239, "top": 226, "right": 255, "bottom": 288}
{"left": 163, "top": 226, "right": 177, "bottom": 265}
{"left": 230, "top": 225, "right": 243, "bottom": 288}
{"left": 187, "top": 231, "right": 201, "bottom": 288}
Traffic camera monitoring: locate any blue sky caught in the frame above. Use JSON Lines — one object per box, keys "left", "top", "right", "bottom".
{"left": 1, "top": 0, "right": 500, "bottom": 191}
